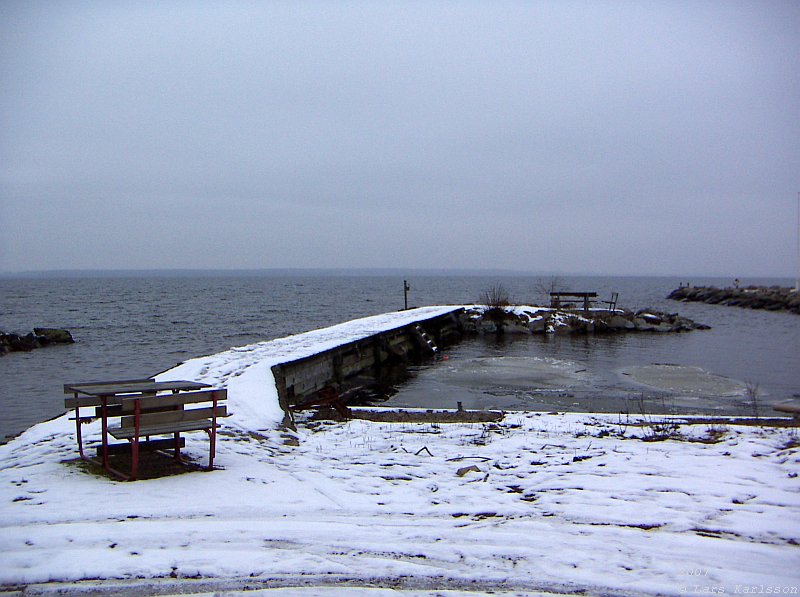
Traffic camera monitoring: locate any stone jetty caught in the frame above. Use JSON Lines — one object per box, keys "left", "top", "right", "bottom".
{"left": 463, "top": 306, "right": 709, "bottom": 335}
{"left": 0, "top": 328, "right": 74, "bottom": 355}
{"left": 667, "top": 285, "right": 800, "bottom": 315}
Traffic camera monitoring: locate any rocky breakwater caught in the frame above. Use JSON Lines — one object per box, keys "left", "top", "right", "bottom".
{"left": 668, "top": 285, "right": 800, "bottom": 315}
{"left": 461, "top": 306, "right": 709, "bottom": 335}
{"left": 0, "top": 328, "right": 74, "bottom": 355}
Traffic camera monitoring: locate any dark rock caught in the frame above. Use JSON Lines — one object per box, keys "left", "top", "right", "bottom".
{"left": 606, "top": 314, "right": 635, "bottom": 330}
{"left": 33, "top": 328, "right": 75, "bottom": 344}
{"left": 15, "top": 333, "right": 40, "bottom": 351}
{"left": 0, "top": 328, "right": 74, "bottom": 355}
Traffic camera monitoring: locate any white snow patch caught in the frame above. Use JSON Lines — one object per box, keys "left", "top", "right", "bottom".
{"left": 1, "top": 307, "right": 798, "bottom": 595}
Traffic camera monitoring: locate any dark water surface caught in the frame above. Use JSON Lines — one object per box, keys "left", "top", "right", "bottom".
{"left": 1, "top": 274, "right": 798, "bottom": 438}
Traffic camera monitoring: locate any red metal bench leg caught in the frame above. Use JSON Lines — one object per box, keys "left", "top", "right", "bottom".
{"left": 208, "top": 393, "right": 218, "bottom": 471}
{"left": 74, "top": 402, "right": 85, "bottom": 459}
{"left": 100, "top": 397, "right": 109, "bottom": 469}
{"left": 130, "top": 399, "right": 140, "bottom": 481}
{"left": 208, "top": 428, "right": 216, "bottom": 470}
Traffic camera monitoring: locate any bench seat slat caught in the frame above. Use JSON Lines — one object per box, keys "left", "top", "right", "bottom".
{"left": 109, "top": 419, "right": 216, "bottom": 439}
{"left": 96, "top": 437, "right": 186, "bottom": 456}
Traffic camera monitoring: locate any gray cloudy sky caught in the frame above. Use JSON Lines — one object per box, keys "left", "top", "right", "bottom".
{"left": 1, "top": 1, "right": 798, "bottom": 276}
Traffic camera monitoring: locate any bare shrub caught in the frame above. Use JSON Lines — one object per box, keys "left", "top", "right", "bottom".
{"left": 702, "top": 423, "right": 729, "bottom": 444}
{"left": 478, "top": 284, "right": 511, "bottom": 308}
{"left": 635, "top": 394, "right": 681, "bottom": 441}
{"left": 745, "top": 380, "right": 761, "bottom": 422}
{"left": 533, "top": 276, "right": 565, "bottom": 305}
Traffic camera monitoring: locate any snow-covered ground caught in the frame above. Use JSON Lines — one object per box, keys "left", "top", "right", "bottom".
{"left": 1, "top": 307, "right": 798, "bottom": 596}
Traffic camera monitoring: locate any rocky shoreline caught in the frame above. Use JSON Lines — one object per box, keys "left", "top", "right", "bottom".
{"left": 0, "top": 328, "right": 74, "bottom": 355}
{"left": 667, "top": 285, "right": 800, "bottom": 315}
{"left": 462, "top": 306, "right": 709, "bottom": 335}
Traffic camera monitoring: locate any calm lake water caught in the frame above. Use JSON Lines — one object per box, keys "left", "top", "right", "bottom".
{"left": 1, "top": 274, "right": 798, "bottom": 439}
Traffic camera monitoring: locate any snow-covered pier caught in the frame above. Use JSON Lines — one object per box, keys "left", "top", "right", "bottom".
{"left": 271, "top": 307, "right": 464, "bottom": 421}
{"left": 150, "top": 306, "right": 463, "bottom": 429}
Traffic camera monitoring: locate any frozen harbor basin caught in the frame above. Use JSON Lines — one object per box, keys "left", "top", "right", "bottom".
{"left": 619, "top": 364, "right": 748, "bottom": 398}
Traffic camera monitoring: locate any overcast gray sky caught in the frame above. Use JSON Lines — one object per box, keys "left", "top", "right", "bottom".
{"left": 1, "top": 1, "right": 798, "bottom": 277}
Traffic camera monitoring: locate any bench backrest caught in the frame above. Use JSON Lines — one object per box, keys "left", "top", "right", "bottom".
{"left": 550, "top": 292, "right": 598, "bottom": 298}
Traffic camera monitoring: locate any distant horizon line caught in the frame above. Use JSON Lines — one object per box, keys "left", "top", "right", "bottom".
{"left": 0, "top": 267, "right": 794, "bottom": 281}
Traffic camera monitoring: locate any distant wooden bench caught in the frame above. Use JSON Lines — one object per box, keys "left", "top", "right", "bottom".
{"left": 550, "top": 292, "right": 598, "bottom": 311}
{"left": 64, "top": 379, "right": 228, "bottom": 481}
{"left": 773, "top": 402, "right": 800, "bottom": 424}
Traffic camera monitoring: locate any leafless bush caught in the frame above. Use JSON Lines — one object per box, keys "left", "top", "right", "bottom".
{"left": 533, "top": 276, "right": 565, "bottom": 304}
{"left": 635, "top": 394, "right": 681, "bottom": 441}
{"left": 745, "top": 380, "right": 761, "bottom": 422}
{"left": 478, "top": 284, "right": 511, "bottom": 308}
{"left": 702, "top": 423, "right": 729, "bottom": 443}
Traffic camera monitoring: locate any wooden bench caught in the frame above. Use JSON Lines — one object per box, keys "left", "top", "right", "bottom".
{"left": 550, "top": 291, "right": 598, "bottom": 311}
{"left": 64, "top": 379, "right": 228, "bottom": 481}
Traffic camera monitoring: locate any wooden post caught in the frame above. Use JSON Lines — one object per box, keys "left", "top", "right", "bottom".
{"left": 404, "top": 280, "right": 410, "bottom": 310}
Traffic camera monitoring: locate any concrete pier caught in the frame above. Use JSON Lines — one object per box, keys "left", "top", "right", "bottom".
{"left": 271, "top": 308, "right": 464, "bottom": 413}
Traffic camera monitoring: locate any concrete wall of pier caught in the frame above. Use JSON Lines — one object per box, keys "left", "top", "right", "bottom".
{"left": 271, "top": 309, "right": 464, "bottom": 415}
